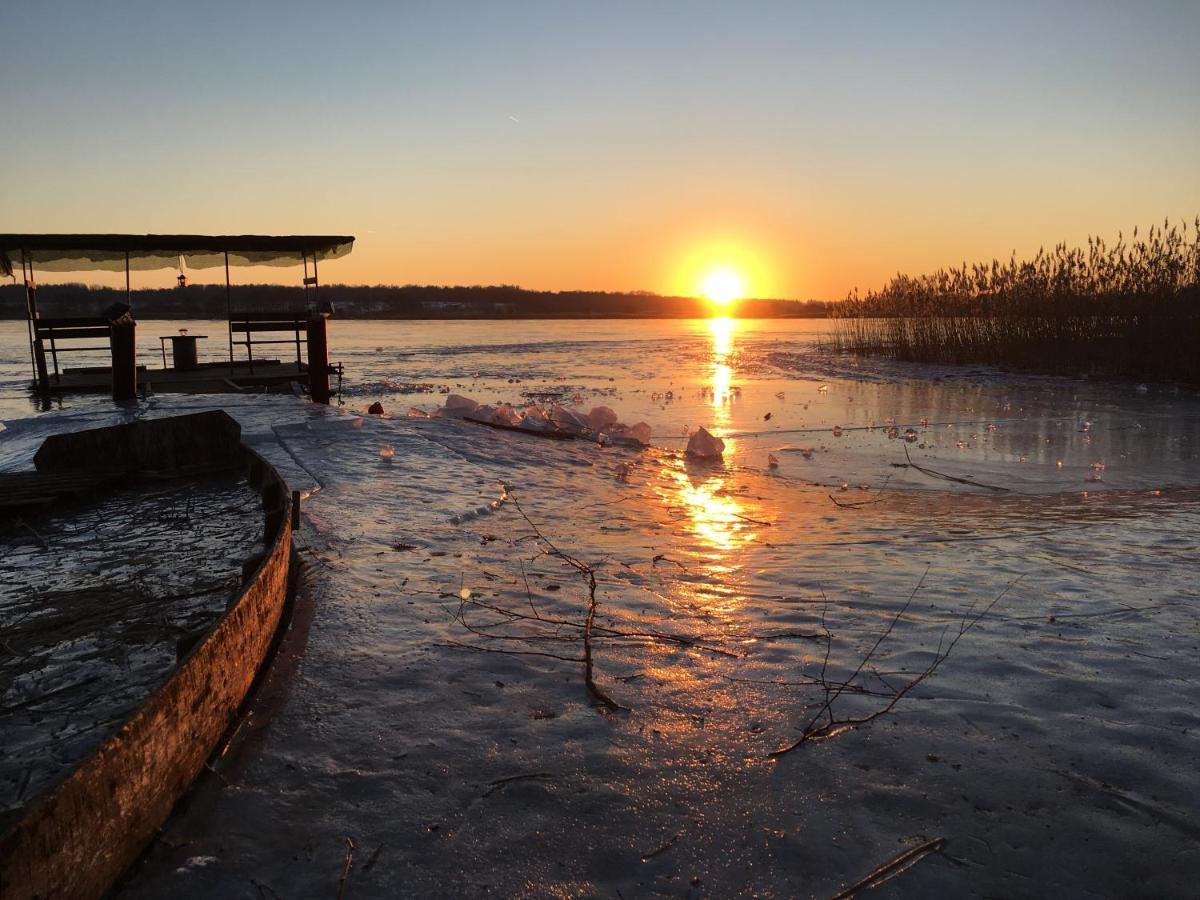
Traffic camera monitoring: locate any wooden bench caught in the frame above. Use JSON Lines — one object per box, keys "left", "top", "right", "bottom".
{"left": 33, "top": 316, "right": 112, "bottom": 385}
{"left": 228, "top": 311, "right": 307, "bottom": 374}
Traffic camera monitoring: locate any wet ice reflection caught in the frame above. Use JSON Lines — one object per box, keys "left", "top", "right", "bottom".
{"left": 709, "top": 316, "right": 736, "bottom": 419}
{"left": 660, "top": 455, "right": 758, "bottom": 558}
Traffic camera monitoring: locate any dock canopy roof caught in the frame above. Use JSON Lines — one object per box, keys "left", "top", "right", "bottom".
{"left": 0, "top": 234, "right": 354, "bottom": 275}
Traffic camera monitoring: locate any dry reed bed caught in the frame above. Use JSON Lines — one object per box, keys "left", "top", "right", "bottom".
{"left": 828, "top": 219, "right": 1200, "bottom": 381}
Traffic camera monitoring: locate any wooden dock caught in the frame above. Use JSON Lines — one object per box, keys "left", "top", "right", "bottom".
{"left": 41, "top": 358, "right": 310, "bottom": 396}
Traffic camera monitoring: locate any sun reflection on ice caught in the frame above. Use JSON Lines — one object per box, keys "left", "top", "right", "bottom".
{"left": 666, "top": 462, "right": 757, "bottom": 555}
{"left": 655, "top": 316, "right": 761, "bottom": 594}
{"left": 709, "top": 316, "right": 736, "bottom": 416}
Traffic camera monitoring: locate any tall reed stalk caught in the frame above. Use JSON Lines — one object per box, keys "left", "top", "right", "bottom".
{"left": 828, "top": 218, "right": 1200, "bottom": 381}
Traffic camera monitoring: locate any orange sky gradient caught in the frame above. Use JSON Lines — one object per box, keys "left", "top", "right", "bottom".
{"left": 3, "top": 3, "right": 1198, "bottom": 300}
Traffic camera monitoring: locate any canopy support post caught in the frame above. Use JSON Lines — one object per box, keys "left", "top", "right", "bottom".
{"left": 20, "top": 250, "right": 36, "bottom": 382}
{"left": 24, "top": 252, "right": 49, "bottom": 390}
{"left": 225, "top": 251, "right": 233, "bottom": 365}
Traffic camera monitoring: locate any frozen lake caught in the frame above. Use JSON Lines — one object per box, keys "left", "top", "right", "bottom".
{"left": 1, "top": 318, "right": 1198, "bottom": 896}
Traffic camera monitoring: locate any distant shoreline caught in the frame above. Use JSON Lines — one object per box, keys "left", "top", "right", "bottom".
{"left": 0, "top": 314, "right": 825, "bottom": 324}
{"left": 0, "top": 283, "right": 830, "bottom": 321}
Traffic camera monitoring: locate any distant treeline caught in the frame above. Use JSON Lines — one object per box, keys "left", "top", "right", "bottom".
{"left": 829, "top": 219, "right": 1200, "bottom": 382}
{"left": 0, "top": 283, "right": 828, "bottom": 320}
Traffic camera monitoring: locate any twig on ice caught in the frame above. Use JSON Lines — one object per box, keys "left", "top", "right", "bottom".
{"left": 770, "top": 572, "right": 1019, "bottom": 757}
{"left": 829, "top": 836, "right": 946, "bottom": 898}
{"left": 899, "top": 445, "right": 1010, "bottom": 492}
{"left": 336, "top": 836, "right": 355, "bottom": 900}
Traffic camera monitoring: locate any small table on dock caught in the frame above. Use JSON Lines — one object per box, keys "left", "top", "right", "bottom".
{"left": 159, "top": 334, "right": 208, "bottom": 371}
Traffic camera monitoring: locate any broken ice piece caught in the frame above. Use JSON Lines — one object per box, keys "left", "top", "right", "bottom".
{"left": 586, "top": 406, "right": 619, "bottom": 431}
{"left": 686, "top": 426, "right": 725, "bottom": 460}
{"left": 442, "top": 394, "right": 479, "bottom": 418}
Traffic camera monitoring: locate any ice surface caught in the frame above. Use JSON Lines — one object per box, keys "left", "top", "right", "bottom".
{"left": 1, "top": 320, "right": 1199, "bottom": 896}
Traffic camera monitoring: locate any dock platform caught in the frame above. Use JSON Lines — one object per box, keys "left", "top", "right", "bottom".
{"left": 42, "top": 359, "right": 310, "bottom": 395}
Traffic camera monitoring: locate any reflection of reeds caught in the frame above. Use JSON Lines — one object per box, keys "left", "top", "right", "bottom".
{"left": 828, "top": 219, "right": 1200, "bottom": 381}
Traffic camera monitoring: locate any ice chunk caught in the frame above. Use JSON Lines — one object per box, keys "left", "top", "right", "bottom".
{"left": 491, "top": 404, "right": 521, "bottom": 426}
{"left": 600, "top": 422, "right": 650, "bottom": 447}
{"left": 768, "top": 453, "right": 779, "bottom": 469}
{"left": 442, "top": 394, "right": 479, "bottom": 418}
{"left": 551, "top": 405, "right": 589, "bottom": 433}
{"left": 686, "top": 426, "right": 725, "bottom": 459}
{"left": 626, "top": 422, "right": 652, "bottom": 445}
{"left": 586, "top": 406, "right": 619, "bottom": 431}
{"left": 522, "top": 405, "right": 551, "bottom": 426}
{"left": 517, "top": 414, "right": 550, "bottom": 431}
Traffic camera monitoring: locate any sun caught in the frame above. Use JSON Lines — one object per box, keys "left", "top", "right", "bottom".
{"left": 700, "top": 268, "right": 744, "bottom": 307}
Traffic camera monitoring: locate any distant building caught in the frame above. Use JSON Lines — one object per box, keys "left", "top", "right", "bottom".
{"left": 420, "top": 300, "right": 471, "bottom": 313}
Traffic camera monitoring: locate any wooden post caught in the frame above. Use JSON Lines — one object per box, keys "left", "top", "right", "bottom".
{"left": 306, "top": 316, "right": 330, "bottom": 404}
{"left": 225, "top": 251, "right": 234, "bottom": 365}
{"left": 110, "top": 310, "right": 138, "bottom": 402}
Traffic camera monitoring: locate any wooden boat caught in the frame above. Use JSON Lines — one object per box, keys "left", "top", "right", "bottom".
{"left": 0, "top": 411, "right": 296, "bottom": 900}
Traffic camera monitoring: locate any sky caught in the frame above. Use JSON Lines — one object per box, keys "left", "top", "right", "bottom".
{"left": 2, "top": 1, "right": 1198, "bottom": 299}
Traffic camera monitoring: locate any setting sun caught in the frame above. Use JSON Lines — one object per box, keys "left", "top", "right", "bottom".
{"left": 701, "top": 269, "right": 744, "bottom": 307}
